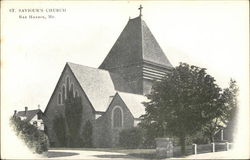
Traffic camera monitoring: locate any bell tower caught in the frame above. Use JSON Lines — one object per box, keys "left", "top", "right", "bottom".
{"left": 99, "top": 6, "right": 173, "bottom": 95}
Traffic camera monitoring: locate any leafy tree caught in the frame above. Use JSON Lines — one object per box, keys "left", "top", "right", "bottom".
{"left": 202, "top": 117, "right": 225, "bottom": 143}
{"left": 64, "top": 87, "right": 83, "bottom": 147}
{"left": 141, "top": 63, "right": 223, "bottom": 155}
{"left": 222, "top": 79, "right": 238, "bottom": 125}
{"left": 202, "top": 79, "right": 238, "bottom": 143}
{"left": 53, "top": 115, "right": 67, "bottom": 147}
{"left": 10, "top": 116, "right": 49, "bottom": 154}
{"left": 139, "top": 120, "right": 162, "bottom": 148}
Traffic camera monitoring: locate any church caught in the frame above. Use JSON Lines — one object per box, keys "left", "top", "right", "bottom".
{"left": 44, "top": 6, "right": 173, "bottom": 147}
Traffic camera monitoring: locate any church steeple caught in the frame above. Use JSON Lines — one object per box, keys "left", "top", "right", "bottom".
{"left": 99, "top": 7, "right": 173, "bottom": 95}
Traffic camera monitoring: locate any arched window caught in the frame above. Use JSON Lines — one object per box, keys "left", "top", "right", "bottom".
{"left": 62, "top": 85, "right": 66, "bottom": 103}
{"left": 112, "top": 106, "right": 123, "bottom": 128}
{"left": 75, "top": 90, "right": 78, "bottom": 98}
{"left": 70, "top": 84, "right": 74, "bottom": 92}
{"left": 58, "top": 93, "right": 62, "bottom": 105}
{"left": 66, "top": 77, "right": 70, "bottom": 97}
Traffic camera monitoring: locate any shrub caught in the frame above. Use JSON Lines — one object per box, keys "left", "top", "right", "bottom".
{"left": 53, "top": 115, "right": 67, "bottom": 147}
{"left": 10, "top": 116, "right": 49, "bottom": 154}
{"left": 64, "top": 89, "right": 83, "bottom": 147}
{"left": 119, "top": 127, "right": 143, "bottom": 149}
{"left": 81, "top": 120, "right": 93, "bottom": 147}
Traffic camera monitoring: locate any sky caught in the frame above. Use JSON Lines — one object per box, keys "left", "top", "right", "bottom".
{"left": 2, "top": 1, "right": 248, "bottom": 112}
{"left": 1, "top": 0, "right": 249, "bottom": 157}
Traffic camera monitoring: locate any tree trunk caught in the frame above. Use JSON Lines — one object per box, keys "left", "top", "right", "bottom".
{"left": 180, "top": 134, "right": 186, "bottom": 156}
{"left": 210, "top": 133, "right": 214, "bottom": 143}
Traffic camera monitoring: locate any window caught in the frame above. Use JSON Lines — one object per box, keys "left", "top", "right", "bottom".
{"left": 62, "top": 85, "right": 66, "bottom": 102}
{"left": 112, "top": 106, "right": 123, "bottom": 128}
{"left": 75, "top": 91, "right": 78, "bottom": 97}
{"left": 66, "top": 77, "right": 70, "bottom": 96}
{"left": 33, "top": 121, "right": 37, "bottom": 126}
{"left": 70, "top": 84, "right": 74, "bottom": 92}
{"left": 58, "top": 93, "right": 62, "bottom": 105}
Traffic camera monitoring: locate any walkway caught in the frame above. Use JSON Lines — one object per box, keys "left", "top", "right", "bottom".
{"left": 34, "top": 149, "right": 248, "bottom": 159}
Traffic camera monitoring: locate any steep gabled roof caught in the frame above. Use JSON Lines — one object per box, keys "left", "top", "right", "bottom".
{"left": 16, "top": 109, "right": 42, "bottom": 122}
{"left": 99, "top": 16, "right": 172, "bottom": 70}
{"left": 118, "top": 92, "right": 147, "bottom": 118}
{"left": 67, "top": 62, "right": 132, "bottom": 112}
{"left": 141, "top": 19, "right": 172, "bottom": 67}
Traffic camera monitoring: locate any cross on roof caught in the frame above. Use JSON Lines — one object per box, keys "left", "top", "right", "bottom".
{"left": 138, "top": 5, "right": 143, "bottom": 17}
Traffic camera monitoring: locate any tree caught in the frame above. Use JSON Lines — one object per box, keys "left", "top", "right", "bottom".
{"left": 64, "top": 87, "right": 83, "bottom": 147}
{"left": 141, "top": 63, "right": 223, "bottom": 155}
{"left": 10, "top": 116, "right": 49, "bottom": 154}
{"left": 139, "top": 119, "right": 163, "bottom": 148}
{"left": 222, "top": 79, "right": 238, "bottom": 125}
{"left": 202, "top": 79, "right": 238, "bottom": 143}
{"left": 202, "top": 117, "right": 225, "bottom": 143}
{"left": 53, "top": 115, "right": 67, "bottom": 147}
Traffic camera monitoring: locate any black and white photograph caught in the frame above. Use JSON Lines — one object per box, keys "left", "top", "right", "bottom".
{"left": 1, "top": 1, "right": 249, "bottom": 159}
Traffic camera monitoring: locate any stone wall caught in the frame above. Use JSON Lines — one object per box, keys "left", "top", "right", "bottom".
{"left": 156, "top": 138, "right": 173, "bottom": 158}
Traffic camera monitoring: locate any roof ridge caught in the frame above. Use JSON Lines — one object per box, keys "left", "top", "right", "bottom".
{"left": 67, "top": 62, "right": 127, "bottom": 78}
{"left": 117, "top": 91, "right": 145, "bottom": 97}
{"left": 17, "top": 109, "right": 41, "bottom": 112}
{"left": 141, "top": 20, "right": 173, "bottom": 67}
{"left": 99, "top": 16, "right": 172, "bottom": 70}
{"left": 140, "top": 16, "right": 144, "bottom": 61}
{"left": 67, "top": 62, "right": 110, "bottom": 73}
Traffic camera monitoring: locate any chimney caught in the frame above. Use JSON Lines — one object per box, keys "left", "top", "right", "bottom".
{"left": 13, "top": 110, "right": 17, "bottom": 116}
{"left": 25, "top": 106, "right": 28, "bottom": 115}
{"left": 38, "top": 104, "right": 40, "bottom": 110}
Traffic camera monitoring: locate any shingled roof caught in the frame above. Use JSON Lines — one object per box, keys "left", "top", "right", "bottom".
{"left": 16, "top": 109, "right": 42, "bottom": 122}
{"left": 99, "top": 16, "right": 172, "bottom": 70}
{"left": 67, "top": 62, "right": 133, "bottom": 112}
{"left": 118, "top": 92, "right": 147, "bottom": 118}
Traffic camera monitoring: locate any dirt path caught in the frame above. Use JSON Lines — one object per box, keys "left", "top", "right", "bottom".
{"left": 36, "top": 149, "right": 247, "bottom": 159}
{"left": 44, "top": 149, "right": 136, "bottom": 159}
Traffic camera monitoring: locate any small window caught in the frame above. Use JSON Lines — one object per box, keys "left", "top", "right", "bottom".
{"left": 33, "top": 121, "right": 37, "bottom": 126}
{"left": 58, "top": 93, "right": 62, "bottom": 105}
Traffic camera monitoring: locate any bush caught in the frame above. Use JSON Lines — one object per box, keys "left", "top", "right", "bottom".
{"left": 53, "top": 115, "right": 67, "bottom": 147}
{"left": 81, "top": 120, "right": 93, "bottom": 147}
{"left": 10, "top": 116, "right": 49, "bottom": 154}
{"left": 65, "top": 90, "right": 83, "bottom": 147}
{"left": 119, "top": 127, "right": 143, "bottom": 149}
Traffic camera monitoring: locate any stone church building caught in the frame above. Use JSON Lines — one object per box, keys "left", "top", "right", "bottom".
{"left": 44, "top": 8, "right": 173, "bottom": 147}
